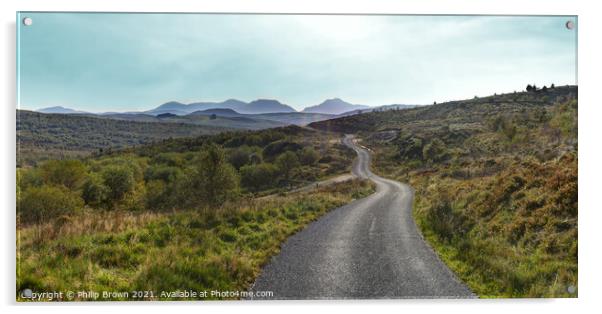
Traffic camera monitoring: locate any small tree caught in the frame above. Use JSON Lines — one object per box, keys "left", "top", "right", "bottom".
{"left": 82, "top": 173, "right": 109, "bottom": 207}
{"left": 526, "top": 84, "right": 533, "bottom": 92}
{"left": 228, "top": 147, "right": 251, "bottom": 170}
{"left": 101, "top": 165, "right": 135, "bottom": 202}
{"left": 240, "top": 163, "right": 278, "bottom": 191}
{"left": 188, "top": 144, "right": 239, "bottom": 206}
{"left": 299, "top": 147, "right": 320, "bottom": 166}
{"left": 276, "top": 151, "right": 300, "bottom": 181}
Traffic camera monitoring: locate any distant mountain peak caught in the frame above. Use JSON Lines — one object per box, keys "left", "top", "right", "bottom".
{"left": 247, "top": 99, "right": 297, "bottom": 113}
{"left": 302, "top": 98, "right": 369, "bottom": 115}
{"left": 37, "top": 106, "right": 88, "bottom": 114}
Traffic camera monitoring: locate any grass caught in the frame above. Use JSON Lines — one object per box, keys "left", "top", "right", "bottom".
{"left": 347, "top": 93, "right": 578, "bottom": 298}
{"left": 17, "top": 179, "right": 375, "bottom": 301}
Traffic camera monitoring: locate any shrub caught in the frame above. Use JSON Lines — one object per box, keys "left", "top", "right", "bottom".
{"left": 39, "top": 159, "right": 87, "bottom": 189}
{"left": 227, "top": 146, "right": 252, "bottom": 170}
{"left": 81, "top": 173, "right": 109, "bottom": 207}
{"left": 263, "top": 140, "right": 303, "bottom": 160}
{"left": 275, "top": 151, "right": 300, "bottom": 181}
{"left": 298, "top": 147, "right": 320, "bottom": 166}
{"left": 240, "top": 163, "right": 279, "bottom": 191}
{"left": 422, "top": 138, "right": 447, "bottom": 163}
{"left": 185, "top": 144, "right": 240, "bottom": 207}
{"left": 144, "top": 165, "right": 181, "bottom": 183}
{"left": 145, "top": 180, "right": 172, "bottom": 210}
{"left": 101, "top": 165, "right": 136, "bottom": 202}
{"left": 18, "top": 185, "right": 83, "bottom": 224}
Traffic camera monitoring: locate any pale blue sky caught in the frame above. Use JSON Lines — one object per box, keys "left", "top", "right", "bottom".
{"left": 17, "top": 13, "right": 577, "bottom": 112}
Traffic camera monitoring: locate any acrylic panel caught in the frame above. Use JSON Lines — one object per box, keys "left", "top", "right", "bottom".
{"left": 16, "top": 12, "right": 578, "bottom": 301}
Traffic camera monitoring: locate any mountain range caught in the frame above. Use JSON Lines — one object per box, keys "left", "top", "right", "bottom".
{"left": 35, "top": 98, "right": 419, "bottom": 128}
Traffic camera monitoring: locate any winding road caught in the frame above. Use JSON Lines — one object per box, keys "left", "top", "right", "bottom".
{"left": 250, "top": 135, "right": 474, "bottom": 299}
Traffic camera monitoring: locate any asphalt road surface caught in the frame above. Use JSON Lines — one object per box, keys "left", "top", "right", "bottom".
{"left": 250, "top": 135, "right": 475, "bottom": 299}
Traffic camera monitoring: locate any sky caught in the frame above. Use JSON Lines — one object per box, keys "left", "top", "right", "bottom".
{"left": 17, "top": 13, "right": 577, "bottom": 112}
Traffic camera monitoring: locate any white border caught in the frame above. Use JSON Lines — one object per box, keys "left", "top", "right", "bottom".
{"left": 2, "top": 1, "right": 600, "bottom": 313}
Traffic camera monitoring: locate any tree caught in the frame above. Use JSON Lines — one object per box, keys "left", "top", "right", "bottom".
{"left": 228, "top": 147, "right": 251, "bottom": 170}
{"left": 526, "top": 84, "right": 533, "bottom": 92}
{"left": 551, "top": 83, "right": 555, "bottom": 89}
{"left": 276, "top": 151, "right": 300, "bottom": 181}
{"left": 82, "top": 173, "right": 109, "bottom": 207}
{"left": 240, "top": 163, "right": 278, "bottom": 191}
{"left": 101, "top": 165, "right": 135, "bottom": 202}
{"left": 39, "top": 159, "right": 87, "bottom": 189}
{"left": 298, "top": 147, "right": 320, "bottom": 166}
{"left": 187, "top": 144, "right": 239, "bottom": 206}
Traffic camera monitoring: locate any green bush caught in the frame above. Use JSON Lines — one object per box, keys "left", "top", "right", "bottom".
{"left": 184, "top": 144, "right": 240, "bottom": 207}
{"left": 275, "top": 151, "right": 300, "bottom": 181}
{"left": 39, "top": 159, "right": 87, "bottom": 189}
{"left": 298, "top": 147, "right": 320, "bottom": 166}
{"left": 240, "top": 163, "right": 279, "bottom": 191}
{"left": 144, "top": 165, "right": 181, "bottom": 183}
{"left": 422, "top": 138, "right": 447, "bottom": 163}
{"left": 145, "top": 180, "right": 171, "bottom": 210}
{"left": 101, "top": 165, "right": 136, "bottom": 202}
{"left": 81, "top": 173, "right": 109, "bottom": 207}
{"left": 18, "top": 185, "right": 83, "bottom": 224}
{"left": 227, "top": 146, "right": 254, "bottom": 170}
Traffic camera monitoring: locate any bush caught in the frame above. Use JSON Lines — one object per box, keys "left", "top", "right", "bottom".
{"left": 101, "top": 165, "right": 136, "bottom": 202}
{"left": 422, "top": 138, "right": 447, "bottom": 163}
{"left": 275, "top": 151, "right": 300, "bottom": 181}
{"left": 18, "top": 185, "right": 83, "bottom": 224}
{"left": 145, "top": 180, "right": 172, "bottom": 210}
{"left": 81, "top": 173, "right": 109, "bottom": 207}
{"left": 240, "top": 163, "right": 279, "bottom": 191}
{"left": 227, "top": 146, "right": 252, "bottom": 170}
{"left": 298, "top": 147, "right": 319, "bottom": 166}
{"left": 262, "top": 140, "right": 303, "bottom": 160}
{"left": 144, "top": 165, "right": 181, "bottom": 183}
{"left": 185, "top": 144, "right": 240, "bottom": 207}
{"left": 39, "top": 159, "right": 87, "bottom": 189}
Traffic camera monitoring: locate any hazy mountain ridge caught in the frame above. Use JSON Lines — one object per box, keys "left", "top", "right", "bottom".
{"left": 37, "top": 106, "right": 89, "bottom": 114}
{"left": 302, "top": 98, "right": 369, "bottom": 115}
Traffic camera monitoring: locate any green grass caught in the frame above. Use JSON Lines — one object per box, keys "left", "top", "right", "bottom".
{"left": 17, "top": 179, "right": 375, "bottom": 301}
{"left": 351, "top": 94, "right": 578, "bottom": 298}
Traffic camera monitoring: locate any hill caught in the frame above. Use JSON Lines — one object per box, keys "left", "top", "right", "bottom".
{"left": 311, "top": 85, "right": 578, "bottom": 297}
{"left": 188, "top": 108, "right": 242, "bottom": 117}
{"left": 37, "top": 106, "right": 89, "bottom": 114}
{"left": 146, "top": 98, "right": 295, "bottom": 115}
{"left": 302, "top": 98, "right": 369, "bottom": 115}
{"left": 16, "top": 123, "right": 370, "bottom": 300}
{"left": 16, "top": 110, "right": 230, "bottom": 166}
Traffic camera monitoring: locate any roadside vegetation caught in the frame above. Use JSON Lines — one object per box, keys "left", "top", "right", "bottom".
{"left": 17, "top": 125, "right": 368, "bottom": 300}
{"left": 311, "top": 85, "right": 578, "bottom": 297}
{"left": 17, "top": 179, "right": 374, "bottom": 300}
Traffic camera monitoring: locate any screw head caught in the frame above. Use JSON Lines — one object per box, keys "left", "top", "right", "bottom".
{"left": 567, "top": 285, "right": 576, "bottom": 294}
{"left": 22, "top": 288, "right": 32, "bottom": 298}
{"left": 565, "top": 20, "right": 574, "bottom": 30}
{"left": 22, "top": 17, "right": 33, "bottom": 26}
